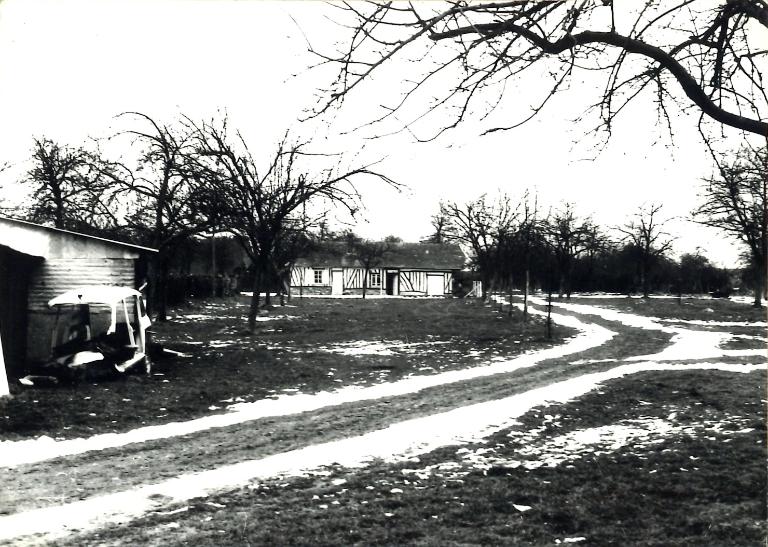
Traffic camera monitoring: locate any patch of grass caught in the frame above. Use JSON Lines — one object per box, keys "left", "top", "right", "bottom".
{"left": 63, "top": 369, "right": 767, "bottom": 547}
{"left": 0, "top": 296, "right": 571, "bottom": 441}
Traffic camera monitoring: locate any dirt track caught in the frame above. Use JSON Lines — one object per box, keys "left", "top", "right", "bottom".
{"left": 0, "top": 299, "right": 764, "bottom": 545}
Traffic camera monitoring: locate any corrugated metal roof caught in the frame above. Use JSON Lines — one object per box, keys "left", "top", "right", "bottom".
{"left": 295, "top": 242, "right": 466, "bottom": 270}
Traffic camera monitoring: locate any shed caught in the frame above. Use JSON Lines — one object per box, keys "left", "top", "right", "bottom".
{"left": 0, "top": 217, "right": 156, "bottom": 382}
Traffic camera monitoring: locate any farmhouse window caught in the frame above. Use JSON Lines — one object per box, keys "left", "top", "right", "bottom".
{"left": 369, "top": 270, "right": 381, "bottom": 287}
{"left": 313, "top": 269, "right": 323, "bottom": 284}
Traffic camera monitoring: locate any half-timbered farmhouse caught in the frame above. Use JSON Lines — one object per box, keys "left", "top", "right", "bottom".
{"left": 290, "top": 242, "right": 466, "bottom": 297}
{"left": 0, "top": 217, "right": 156, "bottom": 381}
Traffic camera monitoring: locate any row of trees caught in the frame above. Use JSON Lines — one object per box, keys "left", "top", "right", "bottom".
{"left": 431, "top": 146, "right": 766, "bottom": 307}
{"left": 10, "top": 113, "right": 394, "bottom": 331}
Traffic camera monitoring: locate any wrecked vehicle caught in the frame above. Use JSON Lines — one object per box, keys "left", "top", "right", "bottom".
{"left": 27, "top": 286, "right": 152, "bottom": 382}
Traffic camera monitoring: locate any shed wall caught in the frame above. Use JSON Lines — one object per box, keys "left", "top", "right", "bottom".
{"left": 26, "top": 258, "right": 137, "bottom": 363}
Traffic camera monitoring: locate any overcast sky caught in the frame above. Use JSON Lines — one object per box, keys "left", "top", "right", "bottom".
{"left": 0, "top": 0, "right": 763, "bottom": 267}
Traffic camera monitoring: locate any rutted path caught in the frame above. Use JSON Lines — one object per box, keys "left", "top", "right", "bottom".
{"left": 0, "top": 299, "right": 764, "bottom": 544}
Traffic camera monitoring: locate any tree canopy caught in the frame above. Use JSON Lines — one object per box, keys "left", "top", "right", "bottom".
{"left": 694, "top": 145, "right": 766, "bottom": 304}
{"left": 315, "top": 1, "right": 768, "bottom": 143}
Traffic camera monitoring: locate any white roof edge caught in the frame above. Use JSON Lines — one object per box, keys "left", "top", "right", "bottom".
{"left": 0, "top": 216, "right": 158, "bottom": 253}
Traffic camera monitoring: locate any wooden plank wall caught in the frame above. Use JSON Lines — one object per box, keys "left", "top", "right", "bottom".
{"left": 27, "top": 258, "right": 136, "bottom": 312}
{"left": 25, "top": 258, "right": 136, "bottom": 363}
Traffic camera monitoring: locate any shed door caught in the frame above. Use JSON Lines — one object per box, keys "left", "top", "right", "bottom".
{"left": 331, "top": 269, "right": 343, "bottom": 295}
{"left": 427, "top": 274, "right": 444, "bottom": 296}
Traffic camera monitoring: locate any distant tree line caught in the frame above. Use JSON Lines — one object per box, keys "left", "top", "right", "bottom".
{"left": 431, "top": 163, "right": 761, "bottom": 310}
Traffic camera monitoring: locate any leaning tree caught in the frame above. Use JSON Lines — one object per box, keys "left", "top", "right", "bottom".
{"left": 313, "top": 1, "right": 767, "bottom": 143}
{"left": 694, "top": 145, "right": 766, "bottom": 306}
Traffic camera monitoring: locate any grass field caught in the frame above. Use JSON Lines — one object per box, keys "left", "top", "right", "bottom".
{"left": 62, "top": 367, "right": 767, "bottom": 547}
{"left": 0, "top": 295, "right": 569, "bottom": 441}
{"left": 2, "top": 294, "right": 765, "bottom": 546}
{"left": 568, "top": 295, "right": 767, "bottom": 323}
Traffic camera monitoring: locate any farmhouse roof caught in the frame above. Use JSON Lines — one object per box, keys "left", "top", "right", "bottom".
{"left": 0, "top": 216, "right": 157, "bottom": 258}
{"left": 295, "top": 242, "right": 466, "bottom": 270}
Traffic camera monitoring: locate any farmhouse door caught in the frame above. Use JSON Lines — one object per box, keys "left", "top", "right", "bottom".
{"left": 331, "top": 269, "right": 343, "bottom": 295}
{"left": 385, "top": 271, "right": 398, "bottom": 295}
{"left": 427, "top": 274, "right": 444, "bottom": 296}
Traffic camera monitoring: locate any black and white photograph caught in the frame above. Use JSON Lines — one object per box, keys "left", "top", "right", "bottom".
{"left": 0, "top": 0, "right": 766, "bottom": 544}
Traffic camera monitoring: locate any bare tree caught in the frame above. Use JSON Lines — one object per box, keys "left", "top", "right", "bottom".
{"left": 191, "top": 118, "right": 395, "bottom": 332}
{"left": 580, "top": 223, "right": 612, "bottom": 292}
{"left": 346, "top": 234, "right": 391, "bottom": 298}
{"left": 508, "top": 191, "right": 542, "bottom": 319}
{"left": 314, "top": 2, "right": 767, "bottom": 142}
{"left": 617, "top": 203, "right": 675, "bottom": 298}
{"left": 422, "top": 211, "right": 449, "bottom": 243}
{"left": 271, "top": 220, "right": 315, "bottom": 305}
{"left": 441, "top": 194, "right": 517, "bottom": 298}
{"left": 694, "top": 145, "right": 766, "bottom": 306}
{"left": 545, "top": 203, "right": 597, "bottom": 299}
{"left": 21, "top": 138, "right": 122, "bottom": 232}
{"left": 115, "top": 112, "right": 219, "bottom": 321}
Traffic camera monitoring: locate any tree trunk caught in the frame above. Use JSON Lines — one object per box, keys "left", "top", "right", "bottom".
{"left": 145, "top": 260, "right": 157, "bottom": 319}
{"left": 280, "top": 277, "right": 288, "bottom": 306}
{"left": 247, "top": 269, "right": 262, "bottom": 333}
{"left": 523, "top": 269, "right": 530, "bottom": 322}
{"left": 546, "top": 289, "right": 553, "bottom": 339}
{"left": 362, "top": 268, "right": 368, "bottom": 299}
{"left": 640, "top": 261, "right": 649, "bottom": 299}
{"left": 158, "top": 260, "right": 169, "bottom": 321}
{"left": 149, "top": 256, "right": 169, "bottom": 322}
{"left": 753, "top": 273, "right": 764, "bottom": 307}
{"left": 54, "top": 199, "right": 65, "bottom": 229}
{"left": 210, "top": 233, "right": 217, "bottom": 295}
